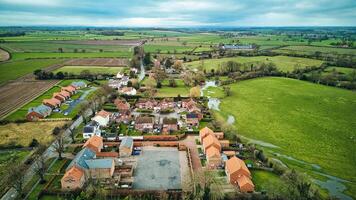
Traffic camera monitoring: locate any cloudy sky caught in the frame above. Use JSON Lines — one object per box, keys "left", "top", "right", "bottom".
{"left": 0, "top": 0, "right": 355, "bottom": 27}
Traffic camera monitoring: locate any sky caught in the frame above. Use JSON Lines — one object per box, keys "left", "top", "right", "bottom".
{"left": 0, "top": 0, "right": 355, "bottom": 27}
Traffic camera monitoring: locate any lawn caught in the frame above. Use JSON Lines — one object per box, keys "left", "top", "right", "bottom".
{"left": 185, "top": 56, "right": 323, "bottom": 72}
{"left": 215, "top": 77, "right": 356, "bottom": 198}
{"left": 251, "top": 170, "right": 284, "bottom": 193}
{"left": 0, "top": 121, "right": 66, "bottom": 147}
{"left": 0, "top": 59, "right": 65, "bottom": 84}
{"left": 54, "top": 65, "right": 127, "bottom": 75}
{"left": 155, "top": 79, "right": 190, "bottom": 97}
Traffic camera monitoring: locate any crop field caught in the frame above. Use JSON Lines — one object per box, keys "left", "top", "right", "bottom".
{"left": 64, "top": 58, "right": 128, "bottom": 66}
{"left": 144, "top": 44, "right": 195, "bottom": 53}
{"left": 0, "top": 121, "right": 66, "bottom": 147}
{"left": 54, "top": 65, "right": 127, "bottom": 75}
{"left": 185, "top": 56, "right": 324, "bottom": 72}
{"left": 215, "top": 77, "right": 356, "bottom": 198}
{"left": 10, "top": 51, "right": 131, "bottom": 60}
{"left": 0, "top": 59, "right": 65, "bottom": 84}
{"left": 273, "top": 45, "right": 356, "bottom": 56}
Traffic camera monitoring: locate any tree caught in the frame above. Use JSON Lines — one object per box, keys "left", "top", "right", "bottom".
{"left": 169, "top": 78, "right": 177, "bottom": 87}
{"left": 172, "top": 60, "right": 183, "bottom": 71}
{"left": 53, "top": 133, "right": 65, "bottom": 160}
{"left": 189, "top": 86, "right": 201, "bottom": 97}
{"left": 33, "top": 145, "right": 48, "bottom": 183}
{"left": 143, "top": 52, "right": 152, "bottom": 66}
{"left": 182, "top": 71, "right": 193, "bottom": 86}
{"left": 52, "top": 126, "right": 61, "bottom": 135}
{"left": 8, "top": 165, "right": 26, "bottom": 198}
{"left": 152, "top": 66, "right": 167, "bottom": 83}
{"left": 223, "top": 86, "right": 231, "bottom": 96}
{"left": 58, "top": 47, "right": 63, "bottom": 53}
{"left": 56, "top": 71, "right": 65, "bottom": 79}
{"left": 188, "top": 170, "right": 225, "bottom": 200}
{"left": 145, "top": 77, "right": 156, "bottom": 89}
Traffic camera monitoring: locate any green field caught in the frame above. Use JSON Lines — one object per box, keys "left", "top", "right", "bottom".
{"left": 273, "top": 45, "right": 356, "bottom": 56}
{"left": 215, "top": 77, "right": 356, "bottom": 198}
{"left": 10, "top": 52, "right": 131, "bottom": 60}
{"left": 0, "top": 59, "right": 65, "bottom": 84}
{"left": 251, "top": 170, "right": 285, "bottom": 193}
{"left": 54, "top": 66, "right": 127, "bottom": 75}
{"left": 154, "top": 79, "right": 190, "bottom": 97}
{"left": 185, "top": 56, "right": 324, "bottom": 72}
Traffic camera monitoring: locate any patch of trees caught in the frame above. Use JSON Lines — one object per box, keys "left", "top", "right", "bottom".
{"left": 33, "top": 69, "right": 115, "bottom": 81}
{"left": 0, "top": 31, "right": 25, "bottom": 37}
{"left": 96, "top": 31, "right": 124, "bottom": 36}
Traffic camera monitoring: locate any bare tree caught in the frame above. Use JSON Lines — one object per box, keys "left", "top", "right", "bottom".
{"left": 33, "top": 145, "right": 48, "bottom": 183}
{"left": 8, "top": 165, "right": 26, "bottom": 198}
{"left": 53, "top": 133, "right": 65, "bottom": 160}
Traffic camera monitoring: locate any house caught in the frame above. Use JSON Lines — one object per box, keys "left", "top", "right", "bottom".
{"left": 225, "top": 156, "right": 254, "bottom": 192}
{"left": 71, "top": 81, "right": 87, "bottom": 89}
{"left": 66, "top": 148, "right": 96, "bottom": 171}
{"left": 108, "top": 79, "right": 122, "bottom": 88}
{"left": 202, "top": 134, "right": 221, "bottom": 153}
{"left": 53, "top": 92, "right": 68, "bottom": 102}
{"left": 26, "top": 104, "right": 52, "bottom": 121}
{"left": 135, "top": 116, "right": 154, "bottom": 132}
{"left": 223, "top": 151, "right": 236, "bottom": 157}
{"left": 186, "top": 113, "right": 199, "bottom": 127}
{"left": 62, "top": 85, "right": 76, "bottom": 94}
{"left": 83, "top": 121, "right": 101, "bottom": 139}
{"left": 116, "top": 111, "right": 132, "bottom": 124}
{"left": 120, "top": 87, "right": 136, "bottom": 96}
{"left": 114, "top": 99, "right": 130, "bottom": 112}
{"left": 199, "top": 127, "right": 214, "bottom": 143}
{"left": 83, "top": 135, "right": 103, "bottom": 153}
{"left": 162, "top": 118, "right": 178, "bottom": 134}
{"left": 121, "top": 76, "right": 130, "bottom": 86}
{"left": 182, "top": 98, "right": 196, "bottom": 108}
{"left": 119, "top": 137, "right": 133, "bottom": 157}
{"left": 158, "top": 98, "right": 175, "bottom": 110}
{"left": 214, "top": 132, "right": 224, "bottom": 140}
{"left": 92, "top": 110, "right": 111, "bottom": 127}
{"left": 206, "top": 146, "right": 222, "bottom": 169}
{"left": 187, "top": 104, "right": 201, "bottom": 113}
{"left": 219, "top": 140, "right": 230, "bottom": 148}
{"left": 116, "top": 72, "right": 124, "bottom": 79}
{"left": 61, "top": 165, "right": 85, "bottom": 191}
{"left": 85, "top": 158, "right": 115, "bottom": 179}
{"left": 135, "top": 99, "right": 157, "bottom": 110}
{"left": 43, "top": 98, "right": 61, "bottom": 109}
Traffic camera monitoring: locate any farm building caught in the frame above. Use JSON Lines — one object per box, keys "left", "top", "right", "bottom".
{"left": 119, "top": 137, "right": 133, "bottom": 157}
{"left": 92, "top": 110, "right": 111, "bottom": 127}
{"left": 26, "top": 104, "right": 52, "bottom": 121}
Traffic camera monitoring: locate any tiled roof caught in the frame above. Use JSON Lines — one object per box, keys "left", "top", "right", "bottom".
{"left": 28, "top": 104, "right": 52, "bottom": 115}
{"left": 83, "top": 135, "right": 103, "bottom": 151}
{"left": 71, "top": 81, "right": 86, "bottom": 88}
{"left": 206, "top": 146, "right": 221, "bottom": 158}
{"left": 200, "top": 127, "right": 214, "bottom": 139}
{"left": 237, "top": 175, "right": 254, "bottom": 192}
{"left": 225, "top": 156, "right": 250, "bottom": 177}
{"left": 85, "top": 158, "right": 113, "bottom": 169}
{"left": 96, "top": 152, "right": 119, "bottom": 158}
{"left": 62, "top": 85, "right": 76, "bottom": 92}
{"left": 63, "top": 165, "right": 84, "bottom": 180}
{"left": 203, "top": 134, "right": 221, "bottom": 150}
{"left": 136, "top": 116, "right": 154, "bottom": 124}
{"left": 96, "top": 110, "right": 111, "bottom": 118}
{"left": 120, "top": 137, "right": 133, "bottom": 149}
{"left": 43, "top": 98, "right": 61, "bottom": 106}
{"left": 67, "top": 148, "right": 96, "bottom": 171}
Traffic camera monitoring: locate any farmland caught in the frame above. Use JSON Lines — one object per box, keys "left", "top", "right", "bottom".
{"left": 54, "top": 65, "right": 127, "bottom": 75}
{"left": 0, "top": 48, "right": 9, "bottom": 61}
{"left": 214, "top": 77, "right": 356, "bottom": 198}
{"left": 273, "top": 45, "right": 356, "bottom": 56}
{"left": 185, "top": 56, "right": 324, "bottom": 72}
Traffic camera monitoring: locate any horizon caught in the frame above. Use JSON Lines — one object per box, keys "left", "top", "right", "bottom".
{"left": 0, "top": 0, "right": 355, "bottom": 27}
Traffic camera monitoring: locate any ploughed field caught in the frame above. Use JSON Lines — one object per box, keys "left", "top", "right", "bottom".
{"left": 54, "top": 65, "right": 127, "bottom": 75}
{"left": 64, "top": 58, "right": 129, "bottom": 66}
{"left": 0, "top": 79, "right": 60, "bottom": 119}
{"left": 215, "top": 77, "right": 356, "bottom": 198}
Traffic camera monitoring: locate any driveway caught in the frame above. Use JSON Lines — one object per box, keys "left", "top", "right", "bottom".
{"left": 180, "top": 135, "right": 202, "bottom": 171}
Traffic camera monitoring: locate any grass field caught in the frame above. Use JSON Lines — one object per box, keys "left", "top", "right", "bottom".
{"left": 185, "top": 56, "right": 324, "bottom": 72}
{"left": 251, "top": 170, "right": 284, "bottom": 192}
{"left": 144, "top": 44, "right": 195, "bottom": 53}
{"left": 0, "top": 121, "right": 66, "bottom": 147}
{"left": 0, "top": 59, "right": 65, "bottom": 84}
{"left": 215, "top": 77, "right": 356, "bottom": 198}
{"left": 273, "top": 45, "right": 356, "bottom": 56}
{"left": 156, "top": 79, "right": 190, "bottom": 97}
{"left": 54, "top": 65, "right": 127, "bottom": 75}
{"left": 10, "top": 52, "right": 131, "bottom": 60}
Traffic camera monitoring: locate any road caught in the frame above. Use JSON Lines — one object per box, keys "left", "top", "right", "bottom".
{"left": 1, "top": 109, "right": 92, "bottom": 200}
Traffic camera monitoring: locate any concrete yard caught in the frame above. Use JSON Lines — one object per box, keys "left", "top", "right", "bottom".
{"left": 133, "top": 147, "right": 186, "bottom": 190}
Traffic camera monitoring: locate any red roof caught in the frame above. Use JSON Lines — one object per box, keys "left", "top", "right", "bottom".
{"left": 83, "top": 135, "right": 103, "bottom": 152}
{"left": 62, "top": 166, "right": 84, "bottom": 181}
{"left": 96, "top": 110, "right": 111, "bottom": 118}
{"left": 96, "top": 152, "right": 119, "bottom": 158}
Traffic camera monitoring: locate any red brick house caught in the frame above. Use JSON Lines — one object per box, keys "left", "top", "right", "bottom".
{"left": 158, "top": 98, "right": 175, "bottom": 110}
{"left": 162, "top": 118, "right": 178, "bottom": 134}
{"left": 114, "top": 99, "right": 130, "bottom": 112}
{"left": 135, "top": 99, "right": 157, "bottom": 110}
{"left": 135, "top": 116, "right": 154, "bottom": 132}
{"left": 61, "top": 85, "right": 76, "bottom": 94}
{"left": 26, "top": 104, "right": 52, "bottom": 121}
{"left": 186, "top": 113, "right": 200, "bottom": 127}
{"left": 43, "top": 98, "right": 61, "bottom": 108}
{"left": 225, "top": 156, "right": 254, "bottom": 192}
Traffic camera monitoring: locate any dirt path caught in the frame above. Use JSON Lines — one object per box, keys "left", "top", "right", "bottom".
{"left": 0, "top": 48, "right": 10, "bottom": 62}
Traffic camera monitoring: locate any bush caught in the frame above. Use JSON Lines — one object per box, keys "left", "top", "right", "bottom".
{"left": 29, "top": 139, "right": 39, "bottom": 147}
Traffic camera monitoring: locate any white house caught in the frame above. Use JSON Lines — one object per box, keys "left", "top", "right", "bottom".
{"left": 83, "top": 121, "right": 101, "bottom": 139}
{"left": 91, "top": 110, "right": 111, "bottom": 127}
{"left": 119, "top": 87, "right": 137, "bottom": 96}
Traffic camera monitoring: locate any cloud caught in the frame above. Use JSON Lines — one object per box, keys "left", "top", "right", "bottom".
{"left": 0, "top": 0, "right": 355, "bottom": 26}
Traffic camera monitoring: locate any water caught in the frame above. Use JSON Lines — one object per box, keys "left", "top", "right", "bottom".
{"left": 240, "top": 135, "right": 280, "bottom": 148}
{"left": 207, "top": 98, "right": 221, "bottom": 111}
{"left": 138, "top": 59, "right": 145, "bottom": 82}
{"left": 227, "top": 115, "right": 235, "bottom": 124}
{"left": 200, "top": 80, "right": 217, "bottom": 96}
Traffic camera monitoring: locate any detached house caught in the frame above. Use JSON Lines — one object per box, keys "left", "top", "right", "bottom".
{"left": 135, "top": 99, "right": 157, "bottom": 110}
{"left": 26, "top": 104, "right": 52, "bottom": 121}
{"left": 61, "top": 165, "right": 85, "bottom": 190}
{"left": 114, "top": 99, "right": 130, "bottom": 112}
{"left": 92, "top": 110, "right": 111, "bottom": 127}
{"left": 53, "top": 90, "right": 70, "bottom": 102}
{"left": 158, "top": 98, "right": 175, "bottom": 110}
{"left": 43, "top": 98, "right": 61, "bottom": 109}
{"left": 135, "top": 116, "right": 154, "bottom": 132}
{"left": 186, "top": 113, "right": 200, "bottom": 127}
{"left": 202, "top": 134, "right": 222, "bottom": 153}
{"left": 71, "top": 81, "right": 87, "bottom": 89}
{"left": 119, "top": 87, "right": 136, "bottom": 96}
{"left": 162, "top": 118, "right": 178, "bottom": 134}
{"left": 83, "top": 135, "right": 103, "bottom": 153}
{"left": 119, "top": 137, "right": 133, "bottom": 157}
{"left": 225, "top": 156, "right": 254, "bottom": 193}
{"left": 62, "top": 85, "right": 76, "bottom": 95}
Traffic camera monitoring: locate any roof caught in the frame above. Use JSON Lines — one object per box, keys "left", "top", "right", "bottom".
{"left": 203, "top": 134, "right": 221, "bottom": 150}
{"left": 83, "top": 135, "right": 103, "bottom": 151}
{"left": 223, "top": 151, "right": 236, "bottom": 157}
{"left": 120, "top": 137, "right": 133, "bottom": 149}
{"left": 237, "top": 175, "right": 254, "bottom": 190}
{"left": 206, "top": 146, "right": 221, "bottom": 158}
{"left": 219, "top": 140, "right": 230, "bottom": 145}
{"left": 200, "top": 127, "right": 214, "bottom": 138}
{"left": 160, "top": 98, "right": 174, "bottom": 103}
{"left": 163, "top": 118, "right": 177, "bottom": 124}
{"left": 226, "top": 156, "right": 250, "bottom": 176}
{"left": 214, "top": 132, "right": 224, "bottom": 137}
{"left": 71, "top": 81, "right": 86, "bottom": 88}
{"left": 136, "top": 116, "right": 154, "bottom": 124}
{"left": 83, "top": 126, "right": 94, "bottom": 133}
{"left": 186, "top": 113, "right": 199, "bottom": 119}
{"left": 62, "top": 85, "right": 76, "bottom": 92}
{"left": 43, "top": 98, "right": 61, "bottom": 106}
{"left": 136, "top": 98, "right": 156, "bottom": 104}
{"left": 28, "top": 104, "right": 52, "bottom": 115}
{"left": 67, "top": 148, "right": 96, "bottom": 171}
{"left": 62, "top": 165, "right": 84, "bottom": 181}
{"left": 85, "top": 159, "right": 113, "bottom": 169}
{"left": 96, "top": 110, "right": 111, "bottom": 118}
{"left": 96, "top": 152, "right": 119, "bottom": 158}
